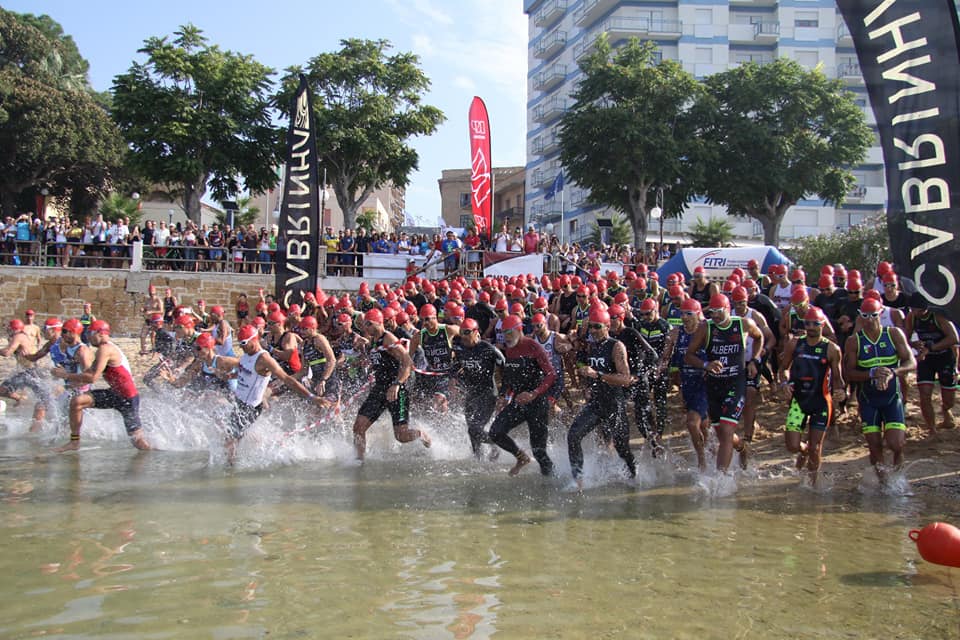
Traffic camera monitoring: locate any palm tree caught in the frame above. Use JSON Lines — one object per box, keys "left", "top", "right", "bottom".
{"left": 588, "top": 213, "right": 633, "bottom": 246}
{"left": 215, "top": 195, "right": 261, "bottom": 228}
{"left": 99, "top": 193, "right": 143, "bottom": 226}
{"left": 688, "top": 216, "right": 734, "bottom": 247}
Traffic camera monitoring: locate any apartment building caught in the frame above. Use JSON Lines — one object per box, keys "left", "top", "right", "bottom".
{"left": 524, "top": 0, "right": 885, "bottom": 246}
{"left": 438, "top": 166, "right": 526, "bottom": 231}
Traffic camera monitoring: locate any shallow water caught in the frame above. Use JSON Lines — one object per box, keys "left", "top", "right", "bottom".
{"left": 1, "top": 392, "right": 958, "bottom": 639}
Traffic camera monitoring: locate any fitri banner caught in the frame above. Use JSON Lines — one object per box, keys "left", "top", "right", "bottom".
{"left": 468, "top": 97, "right": 493, "bottom": 243}
{"left": 275, "top": 74, "right": 321, "bottom": 308}
{"left": 836, "top": 0, "right": 960, "bottom": 321}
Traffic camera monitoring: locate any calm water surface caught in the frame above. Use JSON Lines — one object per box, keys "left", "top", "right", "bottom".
{"left": 1, "top": 398, "right": 958, "bottom": 639}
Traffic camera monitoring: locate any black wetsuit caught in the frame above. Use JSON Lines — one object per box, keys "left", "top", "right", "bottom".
{"left": 454, "top": 339, "right": 504, "bottom": 454}
{"left": 568, "top": 337, "right": 635, "bottom": 480}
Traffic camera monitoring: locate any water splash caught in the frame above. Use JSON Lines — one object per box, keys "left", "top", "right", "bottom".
{"left": 694, "top": 470, "right": 739, "bottom": 498}
{"left": 857, "top": 463, "right": 915, "bottom": 497}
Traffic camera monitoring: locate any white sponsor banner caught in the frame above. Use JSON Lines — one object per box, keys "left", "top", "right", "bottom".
{"left": 484, "top": 253, "right": 544, "bottom": 278}
{"left": 361, "top": 254, "right": 424, "bottom": 280}
{"left": 668, "top": 247, "right": 790, "bottom": 280}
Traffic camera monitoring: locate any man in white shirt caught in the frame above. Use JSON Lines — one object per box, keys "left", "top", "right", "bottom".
{"left": 494, "top": 223, "right": 509, "bottom": 253}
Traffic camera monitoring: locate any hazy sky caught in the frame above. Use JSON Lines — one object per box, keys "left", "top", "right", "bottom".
{"left": 8, "top": 0, "right": 529, "bottom": 224}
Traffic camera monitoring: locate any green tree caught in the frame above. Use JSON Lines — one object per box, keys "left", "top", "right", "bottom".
{"left": 697, "top": 59, "right": 872, "bottom": 247}
{"left": 99, "top": 192, "right": 143, "bottom": 226}
{"left": 0, "top": 9, "right": 125, "bottom": 217}
{"left": 278, "top": 38, "right": 445, "bottom": 230}
{"left": 587, "top": 213, "right": 633, "bottom": 247}
{"left": 787, "top": 215, "right": 889, "bottom": 276}
{"left": 215, "top": 195, "right": 261, "bottom": 228}
{"left": 559, "top": 37, "right": 703, "bottom": 251}
{"left": 112, "top": 24, "right": 282, "bottom": 224}
{"left": 355, "top": 209, "right": 377, "bottom": 233}
{"left": 687, "top": 216, "right": 734, "bottom": 247}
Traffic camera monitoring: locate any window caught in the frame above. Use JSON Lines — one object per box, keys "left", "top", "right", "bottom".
{"left": 460, "top": 214, "right": 474, "bottom": 228}
{"left": 794, "top": 12, "right": 819, "bottom": 27}
{"left": 695, "top": 9, "right": 712, "bottom": 25}
{"left": 569, "top": 219, "right": 578, "bottom": 236}
{"left": 695, "top": 47, "right": 713, "bottom": 63}
{"left": 459, "top": 192, "right": 470, "bottom": 209}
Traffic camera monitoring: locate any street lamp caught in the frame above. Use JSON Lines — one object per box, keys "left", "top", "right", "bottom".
{"left": 650, "top": 187, "right": 664, "bottom": 263}
{"left": 167, "top": 209, "right": 174, "bottom": 228}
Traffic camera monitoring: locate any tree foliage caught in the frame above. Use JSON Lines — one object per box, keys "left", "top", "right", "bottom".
{"left": 277, "top": 38, "right": 445, "bottom": 230}
{"left": 559, "top": 37, "right": 702, "bottom": 251}
{"left": 786, "top": 215, "right": 889, "bottom": 275}
{"left": 697, "top": 59, "right": 872, "bottom": 246}
{"left": 112, "top": 24, "right": 281, "bottom": 224}
{"left": 99, "top": 193, "right": 143, "bottom": 226}
{"left": 0, "top": 9, "right": 125, "bottom": 217}
{"left": 215, "top": 195, "right": 261, "bottom": 228}
{"left": 588, "top": 213, "right": 633, "bottom": 247}
{"left": 687, "top": 216, "right": 735, "bottom": 248}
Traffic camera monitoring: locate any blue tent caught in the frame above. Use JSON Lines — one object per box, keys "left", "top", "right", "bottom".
{"left": 655, "top": 246, "right": 792, "bottom": 281}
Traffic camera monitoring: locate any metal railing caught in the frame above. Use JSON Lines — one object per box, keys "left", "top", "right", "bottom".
{"left": 0, "top": 241, "right": 645, "bottom": 283}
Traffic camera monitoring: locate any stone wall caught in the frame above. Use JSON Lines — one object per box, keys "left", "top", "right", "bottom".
{"left": 0, "top": 267, "right": 272, "bottom": 336}
{"left": 0, "top": 267, "right": 400, "bottom": 336}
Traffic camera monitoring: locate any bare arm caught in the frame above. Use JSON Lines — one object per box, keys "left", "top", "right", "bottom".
{"left": 65, "top": 343, "right": 113, "bottom": 384}
{"left": 658, "top": 327, "right": 679, "bottom": 375}
{"left": 684, "top": 323, "right": 709, "bottom": 370}
{"left": 23, "top": 338, "right": 53, "bottom": 362}
{"left": 255, "top": 351, "right": 315, "bottom": 399}
{"left": 604, "top": 341, "right": 633, "bottom": 387}
{"left": 0, "top": 334, "right": 26, "bottom": 358}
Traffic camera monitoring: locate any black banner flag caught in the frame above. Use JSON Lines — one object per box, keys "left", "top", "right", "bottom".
{"left": 837, "top": 0, "right": 960, "bottom": 321}
{"left": 275, "top": 74, "right": 321, "bottom": 308}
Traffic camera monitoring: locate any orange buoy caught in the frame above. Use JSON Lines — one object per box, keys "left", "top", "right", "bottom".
{"left": 909, "top": 522, "right": 960, "bottom": 568}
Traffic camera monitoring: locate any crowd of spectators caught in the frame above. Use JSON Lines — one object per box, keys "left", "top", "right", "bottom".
{"left": 2, "top": 212, "right": 679, "bottom": 275}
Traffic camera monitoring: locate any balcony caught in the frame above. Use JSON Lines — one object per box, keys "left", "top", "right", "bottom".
{"left": 573, "top": 30, "right": 601, "bottom": 61}
{"left": 530, "top": 201, "right": 564, "bottom": 223}
{"left": 495, "top": 207, "right": 524, "bottom": 226}
{"left": 533, "top": 96, "right": 567, "bottom": 123}
{"left": 573, "top": 0, "right": 617, "bottom": 27}
{"left": 729, "top": 0, "right": 778, "bottom": 6}
{"left": 533, "top": 63, "right": 567, "bottom": 92}
{"left": 604, "top": 16, "right": 683, "bottom": 41}
{"left": 836, "top": 21, "right": 853, "bottom": 46}
{"left": 535, "top": 30, "right": 567, "bottom": 58}
{"left": 531, "top": 129, "right": 561, "bottom": 155}
{"left": 571, "top": 188, "right": 589, "bottom": 207}
{"left": 534, "top": 0, "right": 567, "bottom": 28}
{"left": 846, "top": 185, "right": 867, "bottom": 202}
{"left": 753, "top": 21, "right": 780, "bottom": 43}
{"left": 532, "top": 167, "right": 561, "bottom": 188}
{"left": 837, "top": 61, "right": 864, "bottom": 84}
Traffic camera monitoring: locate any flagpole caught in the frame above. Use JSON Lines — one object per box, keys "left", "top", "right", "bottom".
{"left": 560, "top": 184, "right": 565, "bottom": 247}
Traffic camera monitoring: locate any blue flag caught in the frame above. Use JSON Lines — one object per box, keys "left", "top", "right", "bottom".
{"left": 545, "top": 170, "right": 564, "bottom": 200}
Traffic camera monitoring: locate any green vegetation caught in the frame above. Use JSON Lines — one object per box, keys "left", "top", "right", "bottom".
{"left": 112, "top": 24, "right": 281, "bottom": 224}
{"left": 786, "top": 214, "right": 889, "bottom": 276}
{"left": 277, "top": 39, "right": 445, "bottom": 230}
{"left": 559, "top": 37, "right": 702, "bottom": 251}
{"left": 697, "top": 59, "right": 872, "bottom": 246}
{"left": 687, "top": 216, "right": 735, "bottom": 248}
{"left": 0, "top": 9, "right": 125, "bottom": 217}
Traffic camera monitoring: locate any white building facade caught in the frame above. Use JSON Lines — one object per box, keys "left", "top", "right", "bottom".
{"left": 523, "top": 0, "right": 885, "bottom": 246}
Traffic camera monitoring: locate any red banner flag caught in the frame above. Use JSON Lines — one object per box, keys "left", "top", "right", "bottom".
{"left": 468, "top": 97, "right": 493, "bottom": 243}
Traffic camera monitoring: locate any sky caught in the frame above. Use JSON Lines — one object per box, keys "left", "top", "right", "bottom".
{"left": 7, "top": 0, "right": 529, "bottom": 225}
